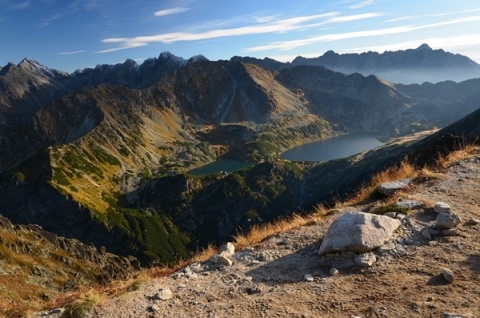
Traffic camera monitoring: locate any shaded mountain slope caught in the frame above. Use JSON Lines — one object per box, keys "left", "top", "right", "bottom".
{"left": 1, "top": 52, "right": 480, "bottom": 265}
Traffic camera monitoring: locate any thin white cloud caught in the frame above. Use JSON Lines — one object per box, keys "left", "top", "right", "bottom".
{"left": 10, "top": 1, "right": 30, "bottom": 9}
{"left": 58, "top": 50, "right": 85, "bottom": 55}
{"left": 39, "top": 14, "right": 62, "bottom": 28}
{"left": 349, "top": 0, "right": 377, "bottom": 10}
{"left": 245, "top": 15, "right": 480, "bottom": 52}
{"left": 246, "top": 25, "right": 412, "bottom": 52}
{"left": 154, "top": 7, "right": 190, "bottom": 17}
{"left": 96, "top": 12, "right": 378, "bottom": 53}
{"left": 386, "top": 8, "right": 480, "bottom": 23}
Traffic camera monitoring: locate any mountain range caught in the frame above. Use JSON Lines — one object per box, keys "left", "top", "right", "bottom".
{"left": 1, "top": 45, "right": 480, "bottom": 268}
{"left": 236, "top": 44, "right": 480, "bottom": 84}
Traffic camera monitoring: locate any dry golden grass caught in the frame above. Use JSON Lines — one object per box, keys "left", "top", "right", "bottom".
{"left": 345, "top": 159, "right": 416, "bottom": 205}
{"left": 234, "top": 206, "right": 332, "bottom": 249}
{"left": 417, "top": 167, "right": 449, "bottom": 180}
{"left": 436, "top": 144, "right": 480, "bottom": 168}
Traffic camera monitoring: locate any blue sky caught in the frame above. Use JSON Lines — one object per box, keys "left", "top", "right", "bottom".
{"left": 2, "top": 0, "right": 480, "bottom": 73}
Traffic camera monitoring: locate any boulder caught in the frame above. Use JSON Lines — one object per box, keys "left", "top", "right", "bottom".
{"left": 377, "top": 178, "right": 412, "bottom": 196}
{"left": 434, "top": 212, "right": 462, "bottom": 229}
{"left": 434, "top": 202, "right": 452, "bottom": 214}
{"left": 319, "top": 212, "right": 401, "bottom": 254}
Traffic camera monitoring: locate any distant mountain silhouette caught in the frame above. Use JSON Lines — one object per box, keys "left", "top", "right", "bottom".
{"left": 291, "top": 44, "right": 480, "bottom": 84}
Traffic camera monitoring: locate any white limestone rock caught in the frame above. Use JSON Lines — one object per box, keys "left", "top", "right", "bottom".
{"left": 319, "top": 212, "right": 401, "bottom": 254}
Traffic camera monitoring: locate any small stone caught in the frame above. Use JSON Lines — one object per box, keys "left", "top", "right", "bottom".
{"left": 148, "top": 304, "right": 160, "bottom": 312}
{"left": 219, "top": 242, "right": 235, "bottom": 255}
{"left": 395, "top": 200, "right": 422, "bottom": 209}
{"left": 153, "top": 288, "right": 173, "bottom": 300}
{"left": 466, "top": 218, "right": 479, "bottom": 226}
{"left": 355, "top": 252, "right": 376, "bottom": 268}
{"left": 442, "top": 268, "right": 454, "bottom": 283}
{"left": 434, "top": 202, "right": 452, "bottom": 214}
{"left": 304, "top": 274, "right": 314, "bottom": 282}
{"left": 421, "top": 228, "right": 433, "bottom": 240}
{"left": 395, "top": 213, "right": 407, "bottom": 220}
{"left": 404, "top": 239, "right": 415, "bottom": 245}
{"left": 330, "top": 267, "right": 339, "bottom": 276}
{"left": 171, "top": 272, "right": 183, "bottom": 279}
{"left": 245, "top": 285, "right": 262, "bottom": 295}
{"left": 210, "top": 252, "right": 233, "bottom": 266}
{"left": 217, "top": 252, "right": 233, "bottom": 266}
{"left": 435, "top": 212, "right": 462, "bottom": 229}
{"left": 384, "top": 212, "right": 396, "bottom": 218}
{"left": 442, "top": 229, "right": 460, "bottom": 236}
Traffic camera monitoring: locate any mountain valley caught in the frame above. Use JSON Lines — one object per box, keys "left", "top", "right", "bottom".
{"left": 1, "top": 45, "right": 480, "bottom": 314}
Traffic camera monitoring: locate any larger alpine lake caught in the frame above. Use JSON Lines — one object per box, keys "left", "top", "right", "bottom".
{"left": 280, "top": 133, "right": 384, "bottom": 162}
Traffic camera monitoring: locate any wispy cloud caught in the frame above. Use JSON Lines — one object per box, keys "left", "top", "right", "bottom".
{"left": 97, "top": 12, "right": 378, "bottom": 53}
{"left": 349, "top": 0, "right": 377, "bottom": 10}
{"left": 386, "top": 8, "right": 480, "bottom": 23}
{"left": 58, "top": 50, "right": 85, "bottom": 55}
{"left": 245, "top": 15, "right": 480, "bottom": 52}
{"left": 245, "top": 25, "right": 411, "bottom": 52}
{"left": 154, "top": 7, "right": 190, "bottom": 17}
{"left": 38, "top": 14, "right": 62, "bottom": 28}
{"left": 10, "top": 1, "right": 30, "bottom": 9}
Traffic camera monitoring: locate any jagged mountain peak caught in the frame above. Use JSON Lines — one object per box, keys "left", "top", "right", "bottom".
{"left": 188, "top": 54, "right": 209, "bottom": 63}
{"left": 158, "top": 51, "right": 187, "bottom": 66}
{"left": 17, "top": 58, "right": 67, "bottom": 77}
{"left": 415, "top": 43, "right": 432, "bottom": 51}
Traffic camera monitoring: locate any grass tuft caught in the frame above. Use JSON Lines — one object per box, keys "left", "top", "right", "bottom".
{"left": 61, "top": 292, "right": 103, "bottom": 318}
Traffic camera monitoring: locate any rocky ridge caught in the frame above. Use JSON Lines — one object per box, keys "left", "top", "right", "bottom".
{"left": 34, "top": 148, "right": 480, "bottom": 318}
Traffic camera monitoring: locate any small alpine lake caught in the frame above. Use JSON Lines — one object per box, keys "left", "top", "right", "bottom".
{"left": 187, "top": 159, "right": 256, "bottom": 176}
{"left": 280, "top": 133, "right": 384, "bottom": 162}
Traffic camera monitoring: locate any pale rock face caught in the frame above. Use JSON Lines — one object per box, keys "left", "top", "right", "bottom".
{"left": 319, "top": 212, "right": 401, "bottom": 254}
{"left": 377, "top": 178, "right": 412, "bottom": 196}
